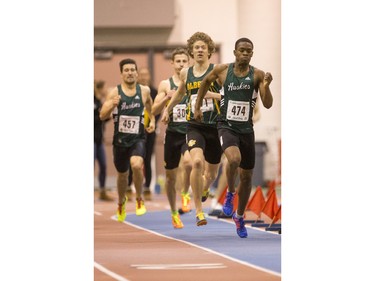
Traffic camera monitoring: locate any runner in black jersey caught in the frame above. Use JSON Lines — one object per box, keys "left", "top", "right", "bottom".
{"left": 161, "top": 32, "right": 222, "bottom": 226}
{"left": 100, "top": 58, "right": 156, "bottom": 222}
{"left": 195, "top": 38, "right": 274, "bottom": 238}
{"left": 152, "top": 47, "right": 192, "bottom": 229}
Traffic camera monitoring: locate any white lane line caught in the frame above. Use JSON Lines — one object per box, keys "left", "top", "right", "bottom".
{"left": 94, "top": 211, "right": 102, "bottom": 216}
{"left": 208, "top": 215, "right": 280, "bottom": 235}
{"left": 110, "top": 216, "right": 281, "bottom": 277}
{"left": 131, "top": 263, "right": 226, "bottom": 270}
{"left": 94, "top": 261, "right": 130, "bottom": 281}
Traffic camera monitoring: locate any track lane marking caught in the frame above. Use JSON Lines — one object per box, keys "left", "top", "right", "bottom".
{"left": 110, "top": 215, "right": 281, "bottom": 277}
{"left": 94, "top": 261, "right": 130, "bottom": 281}
{"left": 131, "top": 263, "right": 226, "bottom": 270}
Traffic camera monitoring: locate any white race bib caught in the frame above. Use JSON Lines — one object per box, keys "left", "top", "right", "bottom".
{"left": 118, "top": 115, "right": 140, "bottom": 134}
{"left": 191, "top": 95, "right": 214, "bottom": 114}
{"left": 226, "top": 100, "right": 250, "bottom": 121}
{"left": 172, "top": 104, "right": 187, "bottom": 122}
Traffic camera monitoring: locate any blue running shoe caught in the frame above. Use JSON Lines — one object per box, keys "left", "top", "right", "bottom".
{"left": 232, "top": 213, "right": 248, "bottom": 238}
{"left": 222, "top": 191, "right": 235, "bottom": 216}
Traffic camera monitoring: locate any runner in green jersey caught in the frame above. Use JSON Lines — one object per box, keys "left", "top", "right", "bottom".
{"left": 100, "top": 58, "right": 156, "bottom": 222}
{"left": 152, "top": 47, "right": 192, "bottom": 229}
{"left": 195, "top": 38, "right": 274, "bottom": 238}
{"left": 161, "top": 32, "right": 222, "bottom": 226}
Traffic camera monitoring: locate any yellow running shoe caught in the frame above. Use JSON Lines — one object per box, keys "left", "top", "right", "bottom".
{"left": 135, "top": 198, "right": 147, "bottom": 216}
{"left": 117, "top": 196, "right": 128, "bottom": 222}
{"left": 196, "top": 212, "right": 207, "bottom": 226}
{"left": 201, "top": 189, "right": 209, "bottom": 202}
{"left": 171, "top": 213, "right": 184, "bottom": 229}
{"left": 181, "top": 192, "right": 191, "bottom": 213}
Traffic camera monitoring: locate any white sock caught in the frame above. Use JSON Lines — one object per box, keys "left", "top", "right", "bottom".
{"left": 236, "top": 211, "right": 244, "bottom": 219}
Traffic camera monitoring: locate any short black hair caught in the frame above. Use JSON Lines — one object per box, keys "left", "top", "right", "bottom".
{"left": 235, "top": 38, "right": 253, "bottom": 50}
{"left": 119, "top": 58, "right": 137, "bottom": 72}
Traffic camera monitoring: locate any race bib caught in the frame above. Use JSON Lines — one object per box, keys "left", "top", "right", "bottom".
{"left": 172, "top": 104, "right": 187, "bottom": 122}
{"left": 226, "top": 100, "right": 250, "bottom": 121}
{"left": 118, "top": 115, "right": 140, "bottom": 134}
{"left": 190, "top": 95, "right": 214, "bottom": 114}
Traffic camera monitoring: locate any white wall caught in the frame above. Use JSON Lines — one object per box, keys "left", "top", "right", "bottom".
{"left": 169, "top": 0, "right": 239, "bottom": 63}
{"left": 168, "top": 0, "right": 281, "bottom": 182}
{"left": 238, "top": 0, "right": 281, "bottom": 181}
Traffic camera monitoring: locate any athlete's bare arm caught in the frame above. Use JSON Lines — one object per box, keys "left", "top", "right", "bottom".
{"left": 161, "top": 68, "right": 188, "bottom": 124}
{"left": 255, "top": 68, "right": 273, "bottom": 109}
{"left": 152, "top": 79, "right": 173, "bottom": 116}
{"left": 100, "top": 87, "right": 120, "bottom": 120}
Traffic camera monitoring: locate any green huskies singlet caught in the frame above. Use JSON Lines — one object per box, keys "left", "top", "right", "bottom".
{"left": 112, "top": 84, "right": 145, "bottom": 147}
{"left": 218, "top": 63, "right": 258, "bottom": 134}
{"left": 185, "top": 64, "right": 221, "bottom": 128}
{"left": 167, "top": 77, "right": 188, "bottom": 134}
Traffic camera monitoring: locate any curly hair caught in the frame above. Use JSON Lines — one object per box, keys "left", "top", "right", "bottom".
{"left": 186, "top": 32, "right": 216, "bottom": 59}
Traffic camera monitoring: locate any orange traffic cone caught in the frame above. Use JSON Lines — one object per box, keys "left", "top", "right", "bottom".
{"left": 262, "top": 189, "right": 279, "bottom": 220}
{"left": 246, "top": 186, "right": 265, "bottom": 216}
{"left": 270, "top": 205, "right": 281, "bottom": 225}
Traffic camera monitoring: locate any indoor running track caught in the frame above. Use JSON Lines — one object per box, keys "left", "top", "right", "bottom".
{"left": 94, "top": 191, "right": 281, "bottom": 281}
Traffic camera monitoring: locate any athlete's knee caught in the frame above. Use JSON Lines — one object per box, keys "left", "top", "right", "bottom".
{"left": 131, "top": 163, "right": 143, "bottom": 174}
{"left": 227, "top": 156, "right": 241, "bottom": 170}
{"left": 165, "top": 177, "right": 177, "bottom": 191}
{"left": 192, "top": 157, "right": 204, "bottom": 170}
{"left": 130, "top": 157, "right": 143, "bottom": 172}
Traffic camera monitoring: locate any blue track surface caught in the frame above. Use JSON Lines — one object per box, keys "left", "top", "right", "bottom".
{"left": 125, "top": 209, "right": 281, "bottom": 274}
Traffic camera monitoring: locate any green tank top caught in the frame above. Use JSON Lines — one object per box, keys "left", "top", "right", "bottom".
{"left": 218, "top": 63, "right": 257, "bottom": 134}
{"left": 112, "top": 84, "right": 145, "bottom": 147}
{"left": 185, "top": 64, "right": 221, "bottom": 128}
{"left": 167, "top": 77, "right": 188, "bottom": 134}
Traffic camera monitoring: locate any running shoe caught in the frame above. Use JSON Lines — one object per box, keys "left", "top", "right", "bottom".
{"left": 201, "top": 189, "right": 209, "bottom": 202}
{"left": 116, "top": 196, "right": 128, "bottom": 222}
{"left": 181, "top": 192, "right": 191, "bottom": 213}
{"left": 171, "top": 213, "right": 184, "bottom": 229}
{"left": 232, "top": 212, "right": 248, "bottom": 238}
{"left": 222, "top": 191, "right": 235, "bottom": 216}
{"left": 135, "top": 198, "right": 147, "bottom": 216}
{"left": 196, "top": 212, "right": 207, "bottom": 226}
